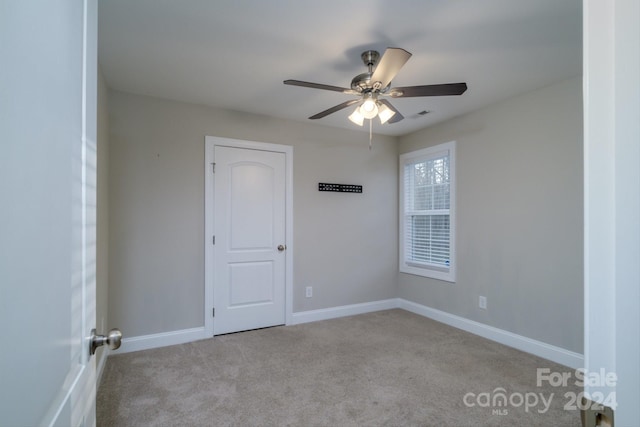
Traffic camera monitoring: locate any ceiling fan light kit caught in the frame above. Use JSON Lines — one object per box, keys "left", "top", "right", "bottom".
{"left": 360, "top": 93, "right": 378, "bottom": 118}
{"left": 377, "top": 103, "right": 396, "bottom": 124}
{"left": 349, "top": 101, "right": 396, "bottom": 126}
{"left": 348, "top": 108, "right": 365, "bottom": 126}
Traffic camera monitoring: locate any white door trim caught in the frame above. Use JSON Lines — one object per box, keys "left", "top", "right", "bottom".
{"left": 204, "top": 136, "right": 293, "bottom": 337}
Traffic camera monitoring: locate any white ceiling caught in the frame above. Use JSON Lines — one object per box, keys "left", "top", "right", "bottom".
{"left": 98, "top": 0, "right": 582, "bottom": 137}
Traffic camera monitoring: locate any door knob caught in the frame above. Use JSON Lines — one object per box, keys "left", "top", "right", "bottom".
{"left": 90, "top": 328, "right": 122, "bottom": 355}
{"left": 277, "top": 244, "right": 286, "bottom": 251}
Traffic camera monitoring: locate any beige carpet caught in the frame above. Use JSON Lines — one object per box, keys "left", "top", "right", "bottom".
{"left": 97, "top": 309, "right": 582, "bottom": 426}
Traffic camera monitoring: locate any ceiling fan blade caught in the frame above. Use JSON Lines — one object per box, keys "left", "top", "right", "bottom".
{"left": 389, "top": 83, "right": 468, "bottom": 98}
{"left": 309, "top": 99, "right": 361, "bottom": 120}
{"left": 378, "top": 99, "right": 404, "bottom": 123}
{"left": 284, "top": 79, "right": 355, "bottom": 94}
{"left": 370, "top": 48, "right": 412, "bottom": 89}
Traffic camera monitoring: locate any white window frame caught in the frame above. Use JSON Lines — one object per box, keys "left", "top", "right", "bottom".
{"left": 399, "top": 141, "right": 456, "bottom": 282}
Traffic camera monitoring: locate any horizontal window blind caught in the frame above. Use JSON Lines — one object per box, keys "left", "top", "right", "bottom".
{"left": 406, "top": 215, "right": 450, "bottom": 266}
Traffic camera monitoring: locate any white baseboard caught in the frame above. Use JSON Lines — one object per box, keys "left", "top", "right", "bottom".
{"left": 118, "top": 327, "right": 207, "bottom": 354}
{"left": 113, "top": 299, "right": 583, "bottom": 370}
{"left": 290, "top": 298, "right": 399, "bottom": 325}
{"left": 114, "top": 300, "right": 398, "bottom": 355}
{"left": 398, "top": 298, "right": 584, "bottom": 369}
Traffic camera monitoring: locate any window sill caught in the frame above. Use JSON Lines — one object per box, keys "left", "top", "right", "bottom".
{"left": 400, "top": 264, "right": 456, "bottom": 283}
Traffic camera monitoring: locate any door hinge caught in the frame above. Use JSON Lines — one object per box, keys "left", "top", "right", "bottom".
{"left": 212, "top": 235, "right": 215, "bottom": 245}
{"left": 212, "top": 308, "right": 215, "bottom": 317}
{"left": 211, "top": 162, "right": 216, "bottom": 173}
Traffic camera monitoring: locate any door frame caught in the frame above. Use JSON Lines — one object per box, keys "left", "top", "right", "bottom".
{"left": 204, "top": 136, "right": 293, "bottom": 337}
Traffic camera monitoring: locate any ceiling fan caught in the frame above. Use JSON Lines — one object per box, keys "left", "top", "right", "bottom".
{"left": 284, "top": 47, "right": 468, "bottom": 126}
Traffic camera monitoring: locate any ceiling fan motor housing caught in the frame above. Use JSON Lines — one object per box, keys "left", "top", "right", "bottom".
{"left": 351, "top": 73, "right": 372, "bottom": 92}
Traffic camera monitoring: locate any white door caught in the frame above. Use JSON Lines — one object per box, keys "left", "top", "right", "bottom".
{"left": 213, "top": 145, "right": 287, "bottom": 335}
{"left": 0, "top": 1, "right": 99, "bottom": 425}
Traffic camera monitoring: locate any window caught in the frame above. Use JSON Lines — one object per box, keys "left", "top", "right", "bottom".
{"left": 400, "top": 141, "right": 456, "bottom": 282}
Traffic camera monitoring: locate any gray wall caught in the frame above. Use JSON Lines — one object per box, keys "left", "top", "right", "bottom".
{"left": 96, "top": 68, "right": 109, "bottom": 354}
{"left": 398, "top": 76, "right": 583, "bottom": 353}
{"left": 107, "top": 91, "right": 398, "bottom": 337}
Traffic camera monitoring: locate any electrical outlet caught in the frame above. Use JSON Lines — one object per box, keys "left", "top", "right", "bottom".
{"left": 479, "top": 296, "right": 487, "bottom": 310}
{"left": 305, "top": 286, "right": 313, "bottom": 298}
